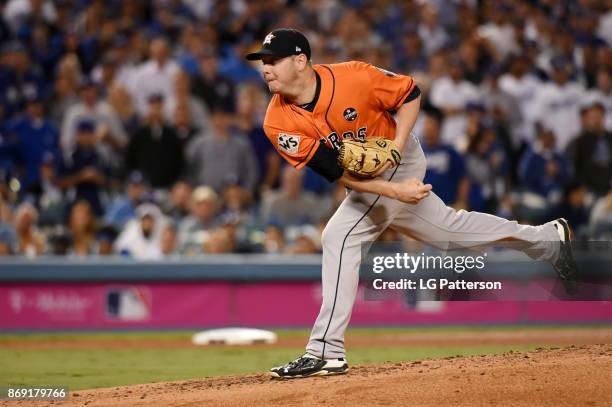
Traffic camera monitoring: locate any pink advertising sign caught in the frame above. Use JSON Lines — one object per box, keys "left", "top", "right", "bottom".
{"left": 0, "top": 282, "right": 610, "bottom": 330}
{"left": 0, "top": 283, "right": 232, "bottom": 330}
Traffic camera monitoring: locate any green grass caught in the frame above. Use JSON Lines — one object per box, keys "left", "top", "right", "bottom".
{"left": 0, "top": 325, "right": 607, "bottom": 390}
{"left": 0, "top": 324, "right": 606, "bottom": 342}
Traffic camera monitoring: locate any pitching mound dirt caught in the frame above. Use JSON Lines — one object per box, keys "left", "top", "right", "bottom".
{"left": 10, "top": 344, "right": 611, "bottom": 407}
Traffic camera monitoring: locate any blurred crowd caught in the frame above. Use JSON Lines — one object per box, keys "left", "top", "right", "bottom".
{"left": 0, "top": 0, "right": 611, "bottom": 258}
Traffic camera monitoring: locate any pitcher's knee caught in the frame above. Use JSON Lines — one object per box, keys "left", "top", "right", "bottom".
{"left": 321, "top": 224, "right": 342, "bottom": 250}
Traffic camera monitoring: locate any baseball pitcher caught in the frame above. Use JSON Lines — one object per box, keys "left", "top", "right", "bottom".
{"left": 245, "top": 28, "right": 577, "bottom": 379}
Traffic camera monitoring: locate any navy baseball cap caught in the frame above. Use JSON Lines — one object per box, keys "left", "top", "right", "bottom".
{"left": 245, "top": 28, "right": 311, "bottom": 61}
{"left": 148, "top": 93, "right": 164, "bottom": 103}
{"left": 25, "top": 90, "right": 44, "bottom": 104}
{"left": 95, "top": 224, "right": 118, "bottom": 242}
{"left": 551, "top": 55, "right": 571, "bottom": 71}
{"left": 127, "top": 170, "right": 146, "bottom": 184}
{"left": 77, "top": 119, "right": 96, "bottom": 133}
{"left": 41, "top": 151, "right": 56, "bottom": 164}
{"left": 80, "top": 77, "right": 97, "bottom": 90}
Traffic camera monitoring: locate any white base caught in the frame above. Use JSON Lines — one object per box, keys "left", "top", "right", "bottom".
{"left": 192, "top": 327, "right": 278, "bottom": 345}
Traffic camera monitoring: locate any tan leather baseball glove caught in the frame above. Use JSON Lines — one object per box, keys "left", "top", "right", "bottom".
{"left": 338, "top": 137, "right": 401, "bottom": 178}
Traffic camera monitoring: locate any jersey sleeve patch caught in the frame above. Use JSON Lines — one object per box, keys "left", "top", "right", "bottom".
{"left": 277, "top": 133, "right": 301, "bottom": 155}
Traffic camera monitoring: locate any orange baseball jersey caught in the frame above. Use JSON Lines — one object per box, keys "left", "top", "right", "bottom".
{"left": 263, "top": 61, "right": 416, "bottom": 169}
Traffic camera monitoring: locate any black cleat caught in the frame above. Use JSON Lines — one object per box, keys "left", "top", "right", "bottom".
{"left": 269, "top": 354, "right": 349, "bottom": 379}
{"left": 552, "top": 218, "right": 578, "bottom": 296}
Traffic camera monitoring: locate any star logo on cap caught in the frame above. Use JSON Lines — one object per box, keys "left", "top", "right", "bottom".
{"left": 263, "top": 33, "right": 275, "bottom": 45}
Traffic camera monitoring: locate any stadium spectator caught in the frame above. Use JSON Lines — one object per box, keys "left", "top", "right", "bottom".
{"left": 421, "top": 109, "right": 470, "bottom": 209}
{"left": 7, "top": 93, "right": 58, "bottom": 192}
{"left": 0, "top": 117, "right": 18, "bottom": 180}
{"left": 57, "top": 120, "right": 110, "bottom": 216}
{"left": 46, "top": 225, "right": 71, "bottom": 255}
{"left": 67, "top": 199, "right": 95, "bottom": 256}
{"left": 171, "top": 100, "right": 199, "bottom": 148}
{"left": 457, "top": 102, "right": 486, "bottom": 153}
{"left": 106, "top": 83, "right": 139, "bottom": 136}
{"left": 49, "top": 55, "right": 81, "bottom": 126}
{"left": 479, "top": 65, "right": 523, "bottom": 149}
{"left": 518, "top": 127, "right": 571, "bottom": 223}
{"left": 218, "top": 36, "right": 263, "bottom": 84}
{"left": 589, "top": 188, "right": 612, "bottom": 238}
{"left": 148, "top": 2, "right": 191, "bottom": 44}
{"left": 0, "top": 221, "right": 17, "bottom": 255}
{"left": 60, "top": 79, "right": 127, "bottom": 157}
{"left": 476, "top": 3, "right": 518, "bottom": 62}
{"left": 129, "top": 36, "right": 180, "bottom": 117}
{"left": 557, "top": 182, "right": 591, "bottom": 232}
{"left": 26, "top": 23, "right": 60, "bottom": 82}
{"left": 218, "top": 220, "right": 250, "bottom": 253}
{"left": 418, "top": 4, "right": 448, "bottom": 56}
{"left": 538, "top": 28, "right": 579, "bottom": 77}
{"left": 221, "top": 180, "right": 255, "bottom": 228}
{"left": 125, "top": 94, "right": 184, "bottom": 189}
{"left": 127, "top": 29, "right": 150, "bottom": 66}
{"left": 104, "top": 171, "right": 149, "bottom": 228}
{"left": 107, "top": 34, "right": 139, "bottom": 91}
{"left": 0, "top": 41, "right": 47, "bottom": 120}
{"left": 498, "top": 55, "right": 543, "bottom": 144}
{"left": 532, "top": 56, "right": 584, "bottom": 153}
{"left": 64, "top": 8, "right": 102, "bottom": 74}
{"left": 394, "top": 28, "right": 428, "bottom": 74}
{"left": 260, "top": 166, "right": 325, "bottom": 228}
{"left": 114, "top": 203, "right": 166, "bottom": 259}
{"left": 598, "top": 5, "right": 612, "bottom": 47}
{"left": 429, "top": 58, "right": 480, "bottom": 149}
{"left": 202, "top": 227, "right": 234, "bottom": 254}
{"left": 90, "top": 55, "right": 119, "bottom": 96}
{"left": 259, "top": 223, "right": 285, "bottom": 254}
{"left": 465, "top": 124, "right": 509, "bottom": 212}
{"left": 2, "top": 0, "right": 57, "bottom": 34}
{"left": 25, "top": 152, "right": 63, "bottom": 225}
{"left": 566, "top": 102, "right": 612, "bottom": 197}
{"left": 584, "top": 68, "right": 612, "bottom": 131}
{"left": 174, "top": 24, "right": 202, "bottom": 76}
{"left": 184, "top": 108, "right": 258, "bottom": 193}
{"left": 284, "top": 234, "right": 319, "bottom": 255}
{"left": 160, "top": 224, "right": 179, "bottom": 258}
{"left": 457, "top": 38, "right": 487, "bottom": 85}
{"left": 14, "top": 202, "right": 45, "bottom": 257}
{"left": 93, "top": 224, "right": 118, "bottom": 256}
{"left": 166, "top": 69, "right": 211, "bottom": 133}
{"left": 235, "top": 83, "right": 281, "bottom": 193}
{"left": 426, "top": 50, "right": 449, "bottom": 83}
{"left": 178, "top": 185, "right": 221, "bottom": 254}
{"left": 191, "top": 51, "right": 236, "bottom": 113}
{"left": 162, "top": 179, "right": 193, "bottom": 224}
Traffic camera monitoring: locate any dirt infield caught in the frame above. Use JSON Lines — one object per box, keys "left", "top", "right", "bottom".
{"left": 5, "top": 344, "right": 611, "bottom": 406}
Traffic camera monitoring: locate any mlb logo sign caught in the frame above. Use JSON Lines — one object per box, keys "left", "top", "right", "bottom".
{"left": 106, "top": 287, "right": 151, "bottom": 321}
{"left": 278, "top": 133, "right": 301, "bottom": 155}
